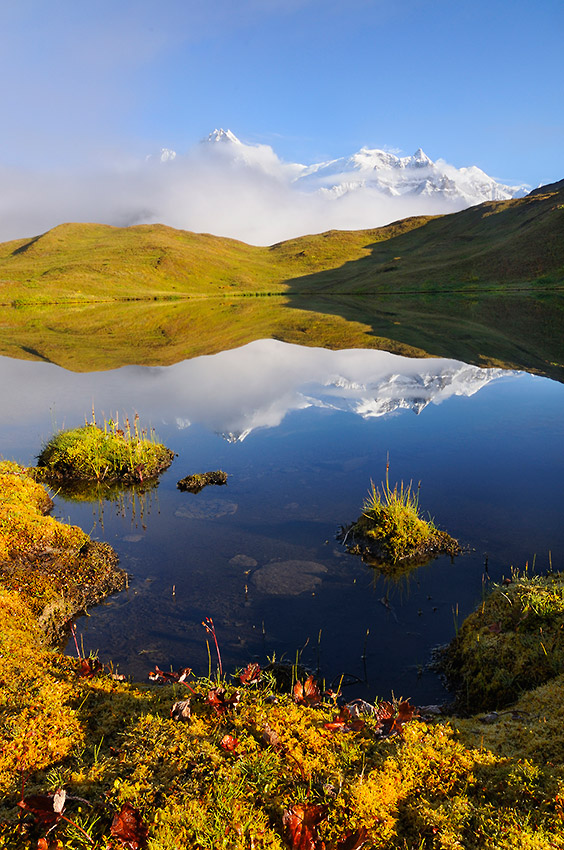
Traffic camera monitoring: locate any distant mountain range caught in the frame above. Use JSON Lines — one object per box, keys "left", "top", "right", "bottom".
{"left": 194, "top": 129, "right": 528, "bottom": 208}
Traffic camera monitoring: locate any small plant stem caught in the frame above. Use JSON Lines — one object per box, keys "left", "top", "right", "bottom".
{"left": 70, "top": 623, "right": 81, "bottom": 659}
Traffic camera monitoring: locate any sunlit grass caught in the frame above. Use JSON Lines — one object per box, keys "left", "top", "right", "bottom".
{"left": 351, "top": 462, "right": 459, "bottom": 565}
{"left": 37, "top": 412, "right": 173, "bottom": 483}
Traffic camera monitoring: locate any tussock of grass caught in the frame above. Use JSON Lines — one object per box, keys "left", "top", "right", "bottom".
{"left": 346, "top": 468, "right": 459, "bottom": 568}
{"left": 442, "top": 568, "right": 564, "bottom": 713}
{"left": 37, "top": 413, "right": 174, "bottom": 483}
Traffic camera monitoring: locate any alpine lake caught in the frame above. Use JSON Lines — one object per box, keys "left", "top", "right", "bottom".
{"left": 2, "top": 295, "right": 564, "bottom": 706}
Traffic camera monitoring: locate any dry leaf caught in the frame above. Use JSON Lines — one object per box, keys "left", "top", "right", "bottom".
{"left": 239, "top": 662, "right": 261, "bottom": 685}
{"left": 110, "top": 803, "right": 148, "bottom": 850}
{"left": 283, "top": 803, "right": 328, "bottom": 850}
{"left": 171, "top": 699, "right": 191, "bottom": 721}
{"left": 294, "top": 675, "right": 322, "bottom": 707}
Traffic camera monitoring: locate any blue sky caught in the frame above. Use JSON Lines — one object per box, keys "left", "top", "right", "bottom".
{"left": 3, "top": 0, "right": 562, "bottom": 183}
{"left": 1, "top": 0, "right": 562, "bottom": 242}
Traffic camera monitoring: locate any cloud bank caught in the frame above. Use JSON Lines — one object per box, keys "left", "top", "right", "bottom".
{"left": 0, "top": 131, "right": 525, "bottom": 246}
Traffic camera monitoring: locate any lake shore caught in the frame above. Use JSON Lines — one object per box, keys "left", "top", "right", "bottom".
{"left": 2, "top": 464, "right": 564, "bottom": 848}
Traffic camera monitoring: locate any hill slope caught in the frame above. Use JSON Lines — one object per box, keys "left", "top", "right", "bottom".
{"left": 0, "top": 181, "right": 562, "bottom": 305}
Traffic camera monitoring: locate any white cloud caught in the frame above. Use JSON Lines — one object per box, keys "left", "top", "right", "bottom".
{"left": 0, "top": 132, "right": 522, "bottom": 246}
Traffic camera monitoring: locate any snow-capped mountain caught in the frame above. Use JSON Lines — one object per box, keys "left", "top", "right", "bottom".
{"left": 201, "top": 128, "right": 527, "bottom": 206}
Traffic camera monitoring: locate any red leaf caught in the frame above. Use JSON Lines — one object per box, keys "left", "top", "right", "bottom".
{"left": 396, "top": 700, "right": 416, "bottom": 724}
{"left": 283, "top": 803, "right": 328, "bottom": 850}
{"left": 78, "top": 657, "right": 103, "bottom": 678}
{"left": 207, "top": 687, "right": 241, "bottom": 715}
{"left": 374, "top": 700, "right": 394, "bottom": 721}
{"left": 375, "top": 699, "right": 417, "bottom": 736}
{"left": 323, "top": 706, "right": 365, "bottom": 733}
{"left": 239, "top": 662, "right": 261, "bottom": 685}
{"left": 293, "top": 675, "right": 322, "bottom": 707}
{"left": 220, "top": 734, "right": 240, "bottom": 752}
{"left": 110, "top": 803, "right": 148, "bottom": 850}
{"left": 18, "top": 793, "right": 64, "bottom": 827}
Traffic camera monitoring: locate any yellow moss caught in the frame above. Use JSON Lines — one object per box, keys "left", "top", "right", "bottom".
{"left": 0, "top": 462, "right": 124, "bottom": 637}
{"left": 0, "top": 589, "right": 83, "bottom": 795}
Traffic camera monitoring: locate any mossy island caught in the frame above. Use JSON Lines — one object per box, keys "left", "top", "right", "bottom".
{"left": 36, "top": 413, "right": 174, "bottom": 485}
{"left": 341, "top": 468, "right": 460, "bottom": 572}
{"left": 177, "top": 469, "right": 228, "bottom": 493}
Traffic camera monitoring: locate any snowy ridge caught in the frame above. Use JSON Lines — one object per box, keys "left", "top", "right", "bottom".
{"left": 201, "top": 129, "right": 528, "bottom": 206}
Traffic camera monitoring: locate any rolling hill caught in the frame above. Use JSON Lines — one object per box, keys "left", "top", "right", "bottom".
{"left": 0, "top": 180, "right": 562, "bottom": 306}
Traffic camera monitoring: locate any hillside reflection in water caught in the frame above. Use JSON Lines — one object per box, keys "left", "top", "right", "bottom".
{"left": 1, "top": 340, "right": 563, "bottom": 704}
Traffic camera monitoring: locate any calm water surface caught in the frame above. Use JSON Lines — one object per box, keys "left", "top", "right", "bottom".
{"left": 2, "top": 341, "right": 563, "bottom": 704}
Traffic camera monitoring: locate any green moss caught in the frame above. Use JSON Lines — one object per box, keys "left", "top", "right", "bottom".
{"left": 36, "top": 414, "right": 174, "bottom": 483}
{"left": 177, "top": 470, "right": 228, "bottom": 493}
{"left": 442, "top": 570, "right": 564, "bottom": 713}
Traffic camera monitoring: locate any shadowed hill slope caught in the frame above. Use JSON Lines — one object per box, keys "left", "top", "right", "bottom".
{"left": 0, "top": 181, "right": 562, "bottom": 304}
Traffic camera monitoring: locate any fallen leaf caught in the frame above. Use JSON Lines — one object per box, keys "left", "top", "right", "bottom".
{"left": 207, "top": 687, "right": 241, "bottom": 714}
{"left": 323, "top": 706, "right": 365, "bottom": 733}
{"left": 283, "top": 803, "right": 328, "bottom": 850}
{"left": 18, "top": 793, "right": 65, "bottom": 827}
{"left": 294, "top": 674, "right": 322, "bottom": 707}
{"left": 171, "top": 699, "right": 191, "bottom": 722}
{"left": 110, "top": 803, "right": 148, "bottom": 850}
{"left": 375, "top": 699, "right": 417, "bottom": 736}
{"left": 78, "top": 657, "right": 103, "bottom": 678}
{"left": 239, "top": 662, "right": 261, "bottom": 685}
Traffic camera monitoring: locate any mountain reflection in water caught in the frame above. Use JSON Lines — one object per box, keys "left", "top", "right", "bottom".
{"left": 0, "top": 340, "right": 509, "bottom": 446}
{"left": 0, "top": 340, "right": 562, "bottom": 705}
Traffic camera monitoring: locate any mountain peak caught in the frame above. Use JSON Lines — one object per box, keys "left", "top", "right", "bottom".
{"left": 205, "top": 128, "right": 241, "bottom": 145}
{"left": 411, "top": 148, "right": 432, "bottom": 166}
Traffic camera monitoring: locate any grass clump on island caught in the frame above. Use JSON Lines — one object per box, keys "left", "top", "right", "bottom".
{"left": 443, "top": 566, "right": 564, "bottom": 714}
{"left": 37, "top": 412, "right": 174, "bottom": 484}
{"left": 344, "top": 464, "right": 459, "bottom": 569}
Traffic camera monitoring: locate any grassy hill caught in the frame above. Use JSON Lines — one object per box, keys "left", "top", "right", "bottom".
{"left": 0, "top": 181, "right": 562, "bottom": 305}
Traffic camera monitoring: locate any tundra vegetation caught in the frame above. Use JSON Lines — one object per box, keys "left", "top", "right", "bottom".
{"left": 177, "top": 470, "right": 228, "bottom": 493}
{"left": 36, "top": 413, "right": 174, "bottom": 485}
{"left": 2, "top": 466, "right": 564, "bottom": 847}
{"left": 343, "top": 469, "right": 459, "bottom": 571}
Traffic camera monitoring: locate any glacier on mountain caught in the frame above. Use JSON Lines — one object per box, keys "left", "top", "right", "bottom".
{"left": 200, "top": 129, "right": 527, "bottom": 206}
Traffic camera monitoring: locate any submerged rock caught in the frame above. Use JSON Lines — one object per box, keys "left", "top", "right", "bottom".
{"left": 252, "top": 560, "right": 327, "bottom": 595}
{"left": 175, "top": 499, "right": 238, "bottom": 520}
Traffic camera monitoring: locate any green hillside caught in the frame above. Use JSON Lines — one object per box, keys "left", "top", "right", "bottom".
{"left": 0, "top": 180, "right": 562, "bottom": 305}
